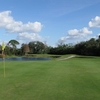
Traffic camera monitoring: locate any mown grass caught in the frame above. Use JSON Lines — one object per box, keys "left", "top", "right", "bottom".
{"left": 0, "top": 56, "right": 100, "bottom": 100}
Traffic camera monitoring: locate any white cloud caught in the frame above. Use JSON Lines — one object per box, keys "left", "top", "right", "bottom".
{"left": 0, "top": 11, "right": 43, "bottom": 43}
{"left": 17, "top": 32, "right": 43, "bottom": 43}
{"left": 89, "top": 16, "right": 100, "bottom": 28}
{"left": 60, "top": 27, "right": 92, "bottom": 42}
{"left": 68, "top": 27, "right": 92, "bottom": 36}
{"left": 0, "top": 11, "right": 42, "bottom": 33}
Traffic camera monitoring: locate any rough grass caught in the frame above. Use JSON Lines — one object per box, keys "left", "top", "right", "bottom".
{"left": 0, "top": 56, "right": 100, "bottom": 100}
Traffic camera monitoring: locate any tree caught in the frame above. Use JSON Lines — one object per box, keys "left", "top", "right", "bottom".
{"left": 0, "top": 45, "right": 1, "bottom": 53}
{"left": 75, "top": 42, "right": 87, "bottom": 55}
{"left": 74, "top": 36, "right": 100, "bottom": 56}
{"left": 8, "top": 40, "right": 19, "bottom": 55}
{"left": 28, "top": 41, "right": 45, "bottom": 54}
{"left": 23, "top": 44, "right": 30, "bottom": 55}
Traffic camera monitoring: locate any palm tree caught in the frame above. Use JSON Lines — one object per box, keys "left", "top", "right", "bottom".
{"left": 8, "top": 40, "right": 19, "bottom": 55}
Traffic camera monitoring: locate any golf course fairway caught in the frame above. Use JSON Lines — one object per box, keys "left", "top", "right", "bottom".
{"left": 0, "top": 56, "right": 100, "bottom": 100}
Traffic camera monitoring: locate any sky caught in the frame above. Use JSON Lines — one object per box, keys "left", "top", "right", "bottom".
{"left": 0, "top": 0, "right": 100, "bottom": 47}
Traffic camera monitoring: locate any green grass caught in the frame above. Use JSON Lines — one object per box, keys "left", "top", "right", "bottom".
{"left": 0, "top": 56, "right": 100, "bottom": 100}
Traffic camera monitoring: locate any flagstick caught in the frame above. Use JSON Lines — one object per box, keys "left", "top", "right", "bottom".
{"left": 1, "top": 42, "right": 6, "bottom": 78}
{"left": 3, "top": 57, "right": 6, "bottom": 78}
{"left": 2, "top": 51, "right": 6, "bottom": 78}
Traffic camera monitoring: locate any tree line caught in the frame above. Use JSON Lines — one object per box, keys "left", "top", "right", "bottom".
{"left": 0, "top": 36, "right": 100, "bottom": 56}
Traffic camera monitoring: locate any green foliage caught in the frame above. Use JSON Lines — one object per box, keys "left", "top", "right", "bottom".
{"left": 1, "top": 35, "right": 100, "bottom": 56}
{"left": 48, "top": 44, "right": 74, "bottom": 55}
{"left": 75, "top": 37, "right": 100, "bottom": 56}
{"left": 49, "top": 36, "right": 100, "bottom": 56}
{"left": 7, "top": 40, "right": 20, "bottom": 55}
{"left": 28, "top": 41, "right": 46, "bottom": 54}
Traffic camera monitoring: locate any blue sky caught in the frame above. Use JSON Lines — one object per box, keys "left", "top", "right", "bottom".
{"left": 0, "top": 0, "right": 100, "bottom": 46}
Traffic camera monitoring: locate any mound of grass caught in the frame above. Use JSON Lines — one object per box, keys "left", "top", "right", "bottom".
{"left": 0, "top": 56, "right": 100, "bottom": 100}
